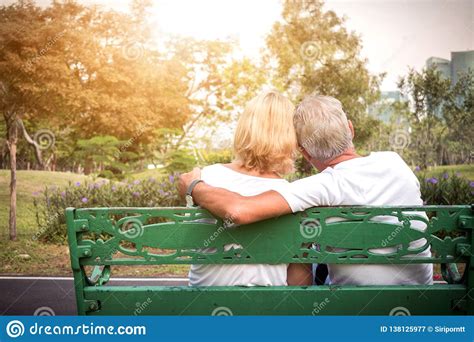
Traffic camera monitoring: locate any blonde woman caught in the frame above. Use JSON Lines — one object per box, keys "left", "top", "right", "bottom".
{"left": 188, "top": 91, "right": 311, "bottom": 286}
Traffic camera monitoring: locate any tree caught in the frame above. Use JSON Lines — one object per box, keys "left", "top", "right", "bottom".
{"left": 0, "top": 0, "right": 193, "bottom": 238}
{"left": 266, "top": 0, "right": 382, "bottom": 145}
{"left": 168, "top": 38, "right": 267, "bottom": 150}
{"left": 442, "top": 72, "right": 474, "bottom": 164}
{"left": 0, "top": 0, "right": 89, "bottom": 239}
{"left": 396, "top": 67, "right": 473, "bottom": 168}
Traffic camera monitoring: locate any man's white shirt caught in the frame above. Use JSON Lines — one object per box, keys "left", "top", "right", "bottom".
{"left": 273, "top": 151, "right": 433, "bottom": 285}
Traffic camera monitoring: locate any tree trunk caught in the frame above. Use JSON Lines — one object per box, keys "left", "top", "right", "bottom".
{"left": 18, "top": 119, "right": 44, "bottom": 169}
{"left": 8, "top": 123, "right": 18, "bottom": 241}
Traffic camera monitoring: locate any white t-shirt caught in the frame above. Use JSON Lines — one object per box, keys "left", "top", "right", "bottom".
{"left": 188, "top": 164, "right": 289, "bottom": 286}
{"left": 273, "top": 151, "right": 433, "bottom": 285}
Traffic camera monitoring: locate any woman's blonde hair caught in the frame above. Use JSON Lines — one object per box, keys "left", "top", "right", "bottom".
{"left": 233, "top": 91, "right": 297, "bottom": 175}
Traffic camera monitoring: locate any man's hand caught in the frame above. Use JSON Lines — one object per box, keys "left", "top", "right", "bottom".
{"left": 178, "top": 167, "right": 201, "bottom": 198}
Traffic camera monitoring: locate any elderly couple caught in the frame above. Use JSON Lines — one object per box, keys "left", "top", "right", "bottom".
{"left": 179, "top": 91, "right": 433, "bottom": 287}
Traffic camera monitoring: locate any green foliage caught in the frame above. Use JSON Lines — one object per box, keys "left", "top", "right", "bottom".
{"left": 418, "top": 171, "right": 473, "bottom": 205}
{"left": 200, "top": 149, "right": 233, "bottom": 166}
{"left": 164, "top": 150, "right": 197, "bottom": 174}
{"left": 265, "top": 0, "right": 382, "bottom": 145}
{"left": 396, "top": 67, "right": 474, "bottom": 167}
{"left": 33, "top": 175, "right": 181, "bottom": 243}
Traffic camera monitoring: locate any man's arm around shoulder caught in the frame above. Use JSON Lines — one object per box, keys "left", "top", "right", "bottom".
{"left": 178, "top": 168, "right": 292, "bottom": 225}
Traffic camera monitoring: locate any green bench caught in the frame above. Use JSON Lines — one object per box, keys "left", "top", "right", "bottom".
{"left": 66, "top": 205, "right": 473, "bottom": 315}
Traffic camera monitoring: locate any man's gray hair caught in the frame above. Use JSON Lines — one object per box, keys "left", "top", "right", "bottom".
{"left": 294, "top": 95, "right": 353, "bottom": 161}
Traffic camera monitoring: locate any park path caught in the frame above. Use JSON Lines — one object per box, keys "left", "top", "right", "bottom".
{"left": 0, "top": 276, "right": 188, "bottom": 315}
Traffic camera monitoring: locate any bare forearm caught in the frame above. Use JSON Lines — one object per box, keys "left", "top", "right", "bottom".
{"left": 192, "top": 182, "right": 243, "bottom": 221}
{"left": 192, "top": 183, "right": 292, "bottom": 225}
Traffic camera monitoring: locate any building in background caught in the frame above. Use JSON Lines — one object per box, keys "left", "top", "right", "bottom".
{"left": 370, "top": 50, "right": 473, "bottom": 122}
{"left": 426, "top": 57, "right": 451, "bottom": 79}
{"left": 368, "top": 90, "right": 404, "bottom": 123}
{"left": 450, "top": 50, "right": 474, "bottom": 85}
{"left": 426, "top": 50, "right": 474, "bottom": 85}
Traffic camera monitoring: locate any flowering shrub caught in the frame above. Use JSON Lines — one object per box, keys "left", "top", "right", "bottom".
{"left": 418, "top": 171, "right": 473, "bottom": 205}
{"left": 33, "top": 168, "right": 473, "bottom": 243}
{"left": 33, "top": 175, "right": 181, "bottom": 243}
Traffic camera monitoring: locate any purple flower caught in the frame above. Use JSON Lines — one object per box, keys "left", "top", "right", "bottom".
{"left": 75, "top": 182, "right": 81, "bottom": 186}
{"left": 132, "top": 191, "right": 140, "bottom": 197}
{"left": 470, "top": 181, "right": 474, "bottom": 188}
{"left": 111, "top": 186, "right": 116, "bottom": 191}
{"left": 61, "top": 191, "right": 66, "bottom": 198}
{"left": 133, "top": 180, "right": 140, "bottom": 185}
{"left": 442, "top": 172, "right": 449, "bottom": 179}
{"left": 426, "top": 177, "right": 438, "bottom": 184}
{"left": 414, "top": 166, "right": 421, "bottom": 172}
{"left": 81, "top": 197, "right": 88, "bottom": 203}
{"left": 93, "top": 183, "right": 101, "bottom": 189}
{"left": 169, "top": 175, "right": 174, "bottom": 183}
{"left": 32, "top": 191, "right": 39, "bottom": 197}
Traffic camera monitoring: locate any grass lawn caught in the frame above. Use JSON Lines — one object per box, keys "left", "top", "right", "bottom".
{"left": 128, "top": 168, "right": 164, "bottom": 180}
{"left": 0, "top": 170, "right": 187, "bottom": 277}
{"left": 0, "top": 170, "right": 91, "bottom": 240}
{"left": 425, "top": 164, "right": 474, "bottom": 180}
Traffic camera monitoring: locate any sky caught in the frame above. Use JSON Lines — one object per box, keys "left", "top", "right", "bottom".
{"left": 2, "top": 0, "right": 473, "bottom": 90}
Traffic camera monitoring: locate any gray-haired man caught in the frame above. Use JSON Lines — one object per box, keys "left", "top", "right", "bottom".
{"left": 179, "top": 95, "right": 433, "bottom": 286}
